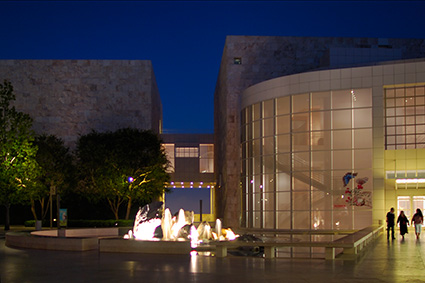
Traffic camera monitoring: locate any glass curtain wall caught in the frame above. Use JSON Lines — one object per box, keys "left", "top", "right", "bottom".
{"left": 241, "top": 88, "right": 373, "bottom": 231}
{"left": 385, "top": 85, "right": 425, "bottom": 150}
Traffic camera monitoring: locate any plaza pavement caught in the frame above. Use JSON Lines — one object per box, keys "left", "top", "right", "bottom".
{"left": 1, "top": 226, "right": 425, "bottom": 282}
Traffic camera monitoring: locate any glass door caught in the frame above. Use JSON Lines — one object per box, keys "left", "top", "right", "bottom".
{"left": 397, "top": 196, "right": 425, "bottom": 220}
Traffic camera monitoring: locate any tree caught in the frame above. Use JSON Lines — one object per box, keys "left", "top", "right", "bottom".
{"left": 76, "top": 128, "right": 170, "bottom": 220}
{"left": 0, "top": 80, "right": 39, "bottom": 230}
{"left": 31, "top": 135, "right": 74, "bottom": 222}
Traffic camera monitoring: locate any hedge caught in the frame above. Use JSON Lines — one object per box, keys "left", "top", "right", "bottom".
{"left": 24, "top": 219, "right": 133, "bottom": 228}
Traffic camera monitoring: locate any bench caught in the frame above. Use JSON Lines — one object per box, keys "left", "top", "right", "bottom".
{"left": 214, "top": 225, "right": 384, "bottom": 260}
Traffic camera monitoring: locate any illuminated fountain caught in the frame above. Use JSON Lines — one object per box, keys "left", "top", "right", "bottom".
{"left": 124, "top": 201, "right": 238, "bottom": 248}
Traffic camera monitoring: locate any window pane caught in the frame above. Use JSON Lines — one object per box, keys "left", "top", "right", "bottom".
{"left": 386, "top": 99, "right": 395, "bottom": 107}
{"left": 293, "top": 152, "right": 310, "bottom": 171}
{"left": 253, "top": 120, "right": 261, "bottom": 139}
{"left": 263, "top": 155, "right": 275, "bottom": 174}
{"left": 276, "top": 96, "right": 290, "bottom": 115}
{"left": 252, "top": 139, "right": 261, "bottom": 157}
{"left": 354, "top": 109, "right": 372, "bottom": 128}
{"left": 292, "top": 93, "right": 310, "bottom": 113}
{"left": 247, "top": 105, "right": 252, "bottom": 123}
{"left": 406, "top": 87, "right": 415, "bottom": 97}
{"left": 312, "top": 151, "right": 331, "bottom": 169}
{"left": 277, "top": 211, "right": 291, "bottom": 229}
{"left": 253, "top": 103, "right": 261, "bottom": 120}
{"left": 293, "top": 133, "right": 309, "bottom": 151}
{"left": 333, "top": 150, "right": 352, "bottom": 170}
{"left": 277, "top": 115, "right": 290, "bottom": 134}
{"left": 292, "top": 113, "right": 310, "bottom": 132}
{"left": 386, "top": 108, "right": 395, "bottom": 116}
{"left": 276, "top": 134, "right": 291, "bottom": 153}
{"left": 396, "top": 98, "right": 405, "bottom": 107}
{"left": 396, "top": 88, "right": 405, "bottom": 97}
{"left": 387, "top": 127, "right": 395, "bottom": 135}
{"left": 333, "top": 110, "right": 352, "bottom": 129}
{"left": 387, "top": 136, "right": 395, "bottom": 144}
{"left": 263, "top": 99, "right": 274, "bottom": 118}
{"left": 396, "top": 116, "right": 405, "bottom": 126}
{"left": 332, "top": 90, "right": 352, "bottom": 109}
{"left": 311, "top": 111, "right": 331, "bottom": 130}
{"left": 293, "top": 211, "right": 311, "bottom": 229}
{"left": 276, "top": 173, "right": 291, "bottom": 191}
{"left": 263, "top": 118, "right": 274, "bottom": 137}
{"left": 386, "top": 117, "right": 395, "bottom": 126}
{"left": 354, "top": 149, "right": 372, "bottom": 169}
{"left": 293, "top": 191, "right": 310, "bottom": 210}
{"left": 277, "top": 193, "right": 290, "bottom": 210}
{"left": 311, "top": 91, "right": 331, "bottom": 110}
{"left": 333, "top": 130, "right": 352, "bottom": 149}
{"left": 199, "top": 144, "right": 214, "bottom": 173}
{"left": 386, "top": 88, "right": 395, "bottom": 98}
{"left": 276, "top": 154, "right": 291, "bottom": 173}
{"left": 406, "top": 97, "right": 415, "bottom": 106}
{"left": 416, "top": 96, "right": 425, "bottom": 105}
{"left": 312, "top": 130, "right": 331, "bottom": 151}
{"left": 354, "top": 129, "right": 372, "bottom": 148}
{"left": 263, "top": 137, "right": 275, "bottom": 156}
{"left": 293, "top": 173, "right": 310, "bottom": 190}
{"left": 163, "top": 144, "right": 175, "bottom": 173}
{"left": 200, "top": 159, "right": 214, "bottom": 173}
{"left": 352, "top": 88, "right": 372, "bottom": 108}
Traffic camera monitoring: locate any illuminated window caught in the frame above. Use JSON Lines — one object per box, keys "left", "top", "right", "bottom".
{"left": 234, "top": 57, "right": 242, "bottom": 65}
{"left": 397, "top": 196, "right": 425, "bottom": 219}
{"left": 199, "top": 144, "right": 214, "bottom": 173}
{"left": 163, "top": 144, "right": 175, "bottom": 173}
{"left": 385, "top": 85, "right": 425, "bottom": 149}
{"left": 175, "top": 147, "right": 198, "bottom": 158}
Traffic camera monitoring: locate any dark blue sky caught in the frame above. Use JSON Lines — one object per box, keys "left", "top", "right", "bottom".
{"left": 1, "top": 1, "right": 425, "bottom": 133}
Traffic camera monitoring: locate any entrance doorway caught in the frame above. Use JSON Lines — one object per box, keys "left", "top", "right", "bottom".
{"left": 397, "top": 196, "right": 425, "bottom": 219}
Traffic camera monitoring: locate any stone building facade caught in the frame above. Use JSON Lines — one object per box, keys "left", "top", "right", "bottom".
{"left": 214, "top": 36, "right": 425, "bottom": 228}
{"left": 0, "top": 60, "right": 162, "bottom": 148}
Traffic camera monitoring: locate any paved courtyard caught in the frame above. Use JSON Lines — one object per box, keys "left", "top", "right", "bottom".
{"left": 1, "top": 227, "right": 425, "bottom": 282}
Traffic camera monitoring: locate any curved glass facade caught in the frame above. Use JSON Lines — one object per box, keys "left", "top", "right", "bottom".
{"left": 241, "top": 88, "right": 373, "bottom": 230}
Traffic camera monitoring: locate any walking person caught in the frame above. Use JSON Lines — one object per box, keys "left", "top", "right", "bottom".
{"left": 397, "top": 210, "right": 409, "bottom": 240}
{"left": 386, "top": 207, "right": 395, "bottom": 240}
{"left": 412, "top": 208, "right": 423, "bottom": 240}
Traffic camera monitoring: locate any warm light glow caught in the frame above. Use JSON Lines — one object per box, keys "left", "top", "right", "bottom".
{"left": 125, "top": 207, "right": 239, "bottom": 244}
{"left": 133, "top": 218, "right": 162, "bottom": 240}
{"left": 396, "top": 179, "right": 425, "bottom": 184}
{"left": 189, "top": 225, "right": 198, "bottom": 248}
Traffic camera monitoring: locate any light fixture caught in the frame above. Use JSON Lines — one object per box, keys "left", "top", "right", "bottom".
{"left": 396, "top": 179, "right": 425, "bottom": 184}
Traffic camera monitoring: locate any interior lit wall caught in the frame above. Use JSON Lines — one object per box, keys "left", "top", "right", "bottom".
{"left": 240, "top": 60, "right": 425, "bottom": 231}
{"left": 241, "top": 88, "right": 373, "bottom": 230}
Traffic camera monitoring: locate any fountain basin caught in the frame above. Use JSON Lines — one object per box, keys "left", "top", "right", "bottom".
{"left": 6, "top": 231, "right": 97, "bottom": 251}
{"left": 6, "top": 228, "right": 195, "bottom": 255}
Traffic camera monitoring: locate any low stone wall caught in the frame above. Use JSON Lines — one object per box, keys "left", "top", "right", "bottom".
{"left": 6, "top": 232, "right": 99, "bottom": 251}
{"left": 31, "top": 227, "right": 119, "bottom": 238}
{"left": 6, "top": 228, "right": 192, "bottom": 255}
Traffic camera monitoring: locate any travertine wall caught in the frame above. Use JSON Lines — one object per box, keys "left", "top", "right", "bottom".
{"left": 0, "top": 60, "right": 162, "bottom": 148}
{"left": 214, "top": 36, "right": 425, "bottom": 228}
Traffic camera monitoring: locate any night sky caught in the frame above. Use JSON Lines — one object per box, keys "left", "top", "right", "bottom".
{"left": 1, "top": 1, "right": 425, "bottom": 133}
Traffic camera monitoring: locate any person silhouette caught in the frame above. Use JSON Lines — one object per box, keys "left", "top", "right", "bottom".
{"left": 411, "top": 208, "right": 423, "bottom": 240}
{"left": 386, "top": 207, "right": 395, "bottom": 240}
{"left": 397, "top": 210, "right": 409, "bottom": 240}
